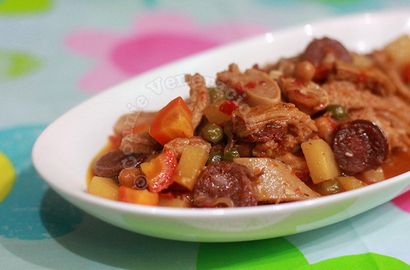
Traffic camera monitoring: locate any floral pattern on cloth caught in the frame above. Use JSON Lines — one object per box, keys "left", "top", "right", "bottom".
{"left": 393, "top": 191, "right": 410, "bottom": 213}
{"left": 0, "top": 0, "right": 51, "bottom": 14}
{"left": 197, "top": 236, "right": 410, "bottom": 269}
{"left": 66, "top": 12, "right": 266, "bottom": 93}
{"left": 0, "top": 50, "right": 42, "bottom": 80}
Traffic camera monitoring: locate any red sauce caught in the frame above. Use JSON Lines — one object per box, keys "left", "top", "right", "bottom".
{"left": 382, "top": 151, "right": 410, "bottom": 179}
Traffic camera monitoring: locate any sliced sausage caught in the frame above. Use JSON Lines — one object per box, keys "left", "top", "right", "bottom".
{"left": 93, "top": 150, "right": 146, "bottom": 178}
{"left": 193, "top": 162, "right": 257, "bottom": 207}
{"left": 302, "top": 37, "right": 352, "bottom": 66}
{"left": 332, "top": 120, "right": 388, "bottom": 174}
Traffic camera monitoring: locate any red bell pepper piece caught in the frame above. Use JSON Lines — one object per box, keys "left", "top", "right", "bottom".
{"left": 219, "top": 100, "right": 238, "bottom": 115}
{"left": 149, "top": 97, "right": 193, "bottom": 145}
{"left": 140, "top": 150, "right": 177, "bottom": 193}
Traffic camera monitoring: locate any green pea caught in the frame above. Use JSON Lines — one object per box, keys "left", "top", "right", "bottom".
{"left": 207, "top": 151, "right": 223, "bottom": 165}
{"left": 316, "top": 179, "right": 342, "bottom": 195}
{"left": 201, "top": 123, "right": 224, "bottom": 144}
{"left": 326, "top": 104, "right": 348, "bottom": 120}
{"left": 208, "top": 87, "right": 225, "bottom": 103}
{"left": 223, "top": 148, "right": 240, "bottom": 161}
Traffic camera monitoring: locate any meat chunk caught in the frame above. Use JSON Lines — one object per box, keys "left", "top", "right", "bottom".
{"left": 279, "top": 77, "right": 329, "bottom": 114}
{"left": 323, "top": 81, "right": 386, "bottom": 109}
{"left": 163, "top": 136, "right": 211, "bottom": 158}
{"left": 372, "top": 50, "right": 410, "bottom": 103}
{"left": 93, "top": 150, "right": 146, "bottom": 178}
{"left": 301, "top": 37, "right": 352, "bottom": 81}
{"left": 332, "top": 61, "right": 396, "bottom": 96}
{"left": 349, "top": 107, "right": 410, "bottom": 152}
{"left": 314, "top": 114, "right": 338, "bottom": 144}
{"left": 114, "top": 111, "right": 156, "bottom": 136}
{"left": 302, "top": 37, "right": 352, "bottom": 66}
{"left": 193, "top": 162, "right": 257, "bottom": 207}
{"left": 185, "top": 74, "right": 210, "bottom": 129}
{"left": 120, "top": 132, "right": 161, "bottom": 155}
{"left": 234, "top": 158, "right": 319, "bottom": 203}
{"left": 217, "top": 63, "right": 281, "bottom": 105}
{"left": 232, "top": 103, "right": 317, "bottom": 157}
{"left": 323, "top": 81, "right": 410, "bottom": 151}
{"left": 332, "top": 120, "right": 388, "bottom": 174}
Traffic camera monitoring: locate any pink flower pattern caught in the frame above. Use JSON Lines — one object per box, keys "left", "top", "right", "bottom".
{"left": 392, "top": 190, "right": 410, "bottom": 213}
{"left": 66, "top": 12, "right": 266, "bottom": 93}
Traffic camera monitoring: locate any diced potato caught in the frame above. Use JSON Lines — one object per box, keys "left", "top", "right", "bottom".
{"left": 359, "top": 167, "right": 385, "bottom": 184}
{"left": 384, "top": 35, "right": 410, "bottom": 67}
{"left": 159, "top": 196, "right": 190, "bottom": 208}
{"left": 336, "top": 176, "right": 366, "bottom": 191}
{"left": 173, "top": 145, "right": 208, "bottom": 190}
{"left": 203, "top": 100, "right": 232, "bottom": 125}
{"left": 88, "top": 176, "right": 119, "bottom": 200}
{"left": 118, "top": 186, "right": 159, "bottom": 206}
{"left": 301, "top": 139, "right": 340, "bottom": 184}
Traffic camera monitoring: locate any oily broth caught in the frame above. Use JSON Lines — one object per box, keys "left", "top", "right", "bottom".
{"left": 383, "top": 151, "right": 410, "bottom": 179}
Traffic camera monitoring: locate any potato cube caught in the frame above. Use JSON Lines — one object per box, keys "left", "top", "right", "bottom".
{"left": 174, "top": 145, "right": 208, "bottom": 190}
{"left": 88, "top": 176, "right": 119, "bottom": 200}
{"left": 337, "top": 176, "right": 366, "bottom": 191}
{"left": 301, "top": 139, "right": 340, "bottom": 184}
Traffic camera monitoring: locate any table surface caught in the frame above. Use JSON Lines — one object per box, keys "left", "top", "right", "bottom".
{"left": 1, "top": 1, "right": 410, "bottom": 269}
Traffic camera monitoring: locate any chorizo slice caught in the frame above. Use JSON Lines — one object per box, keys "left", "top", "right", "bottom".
{"left": 193, "top": 162, "right": 257, "bottom": 207}
{"left": 93, "top": 150, "right": 146, "bottom": 178}
{"left": 332, "top": 119, "right": 388, "bottom": 174}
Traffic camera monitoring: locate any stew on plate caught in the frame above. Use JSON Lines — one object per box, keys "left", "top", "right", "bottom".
{"left": 87, "top": 36, "right": 410, "bottom": 208}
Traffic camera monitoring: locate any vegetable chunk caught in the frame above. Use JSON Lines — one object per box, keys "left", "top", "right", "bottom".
{"left": 174, "top": 145, "right": 208, "bottom": 190}
{"left": 149, "top": 97, "right": 193, "bottom": 145}
{"left": 140, "top": 150, "right": 177, "bottom": 192}
{"left": 118, "top": 186, "right": 159, "bottom": 206}
{"left": 301, "top": 138, "right": 340, "bottom": 184}
{"left": 88, "top": 176, "right": 119, "bottom": 200}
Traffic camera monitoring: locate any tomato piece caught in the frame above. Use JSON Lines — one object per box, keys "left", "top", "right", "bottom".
{"left": 219, "top": 100, "right": 238, "bottom": 115}
{"left": 149, "top": 97, "right": 193, "bottom": 145}
{"left": 118, "top": 186, "right": 159, "bottom": 206}
{"left": 140, "top": 150, "right": 177, "bottom": 192}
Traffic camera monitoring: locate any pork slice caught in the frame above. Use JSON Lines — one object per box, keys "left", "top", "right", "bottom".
{"left": 114, "top": 111, "right": 156, "bottom": 136}
{"left": 232, "top": 103, "right": 317, "bottom": 157}
{"left": 332, "top": 61, "right": 396, "bottom": 96}
{"left": 234, "top": 158, "right": 319, "bottom": 203}
{"left": 322, "top": 81, "right": 388, "bottom": 110}
{"left": 120, "top": 132, "right": 161, "bottom": 155}
{"left": 185, "top": 74, "right": 210, "bottom": 130}
{"left": 372, "top": 50, "right": 410, "bottom": 103}
{"left": 233, "top": 103, "right": 317, "bottom": 141}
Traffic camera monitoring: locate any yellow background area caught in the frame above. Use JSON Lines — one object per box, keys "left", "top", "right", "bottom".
{"left": 0, "top": 152, "right": 16, "bottom": 202}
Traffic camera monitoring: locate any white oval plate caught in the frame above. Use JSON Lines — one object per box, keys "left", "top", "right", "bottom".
{"left": 33, "top": 10, "right": 410, "bottom": 242}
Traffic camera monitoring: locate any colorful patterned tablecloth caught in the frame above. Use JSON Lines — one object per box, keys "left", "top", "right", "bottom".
{"left": 1, "top": 1, "right": 410, "bottom": 269}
